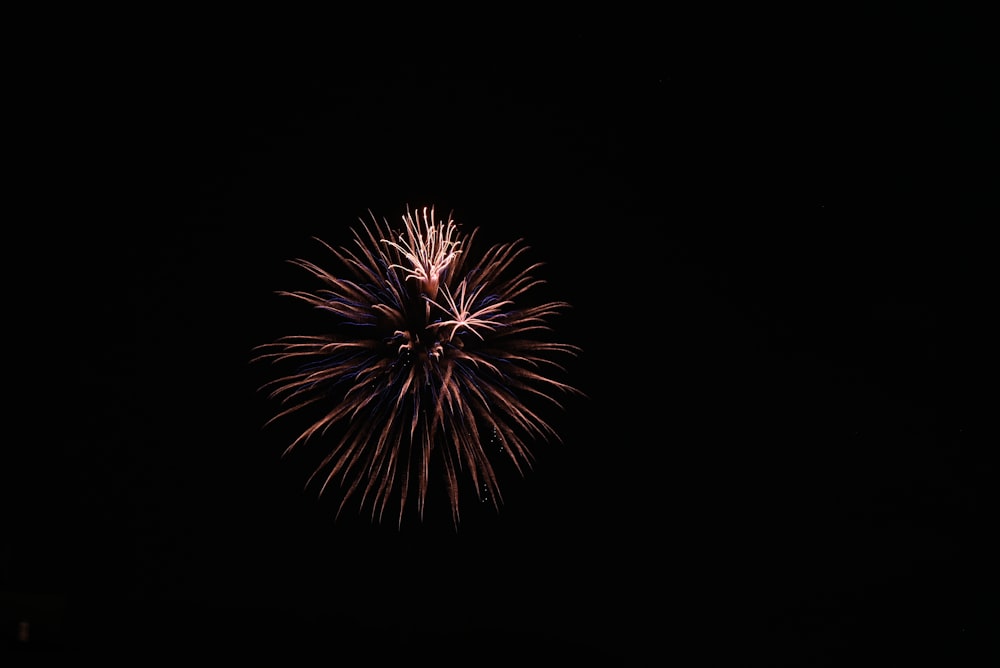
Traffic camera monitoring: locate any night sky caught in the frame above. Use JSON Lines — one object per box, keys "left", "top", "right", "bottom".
{"left": 5, "top": 14, "right": 988, "bottom": 661}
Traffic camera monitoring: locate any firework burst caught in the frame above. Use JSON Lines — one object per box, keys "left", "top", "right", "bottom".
{"left": 253, "top": 206, "right": 582, "bottom": 527}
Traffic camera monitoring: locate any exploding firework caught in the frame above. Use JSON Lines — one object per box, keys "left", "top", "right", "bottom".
{"left": 253, "top": 205, "right": 582, "bottom": 527}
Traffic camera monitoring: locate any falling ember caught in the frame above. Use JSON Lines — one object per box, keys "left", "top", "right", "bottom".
{"left": 253, "top": 205, "right": 583, "bottom": 527}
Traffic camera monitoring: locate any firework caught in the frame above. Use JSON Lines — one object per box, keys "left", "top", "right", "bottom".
{"left": 253, "top": 206, "right": 582, "bottom": 527}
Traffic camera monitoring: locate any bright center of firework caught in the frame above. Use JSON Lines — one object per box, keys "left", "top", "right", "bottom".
{"left": 383, "top": 206, "right": 462, "bottom": 304}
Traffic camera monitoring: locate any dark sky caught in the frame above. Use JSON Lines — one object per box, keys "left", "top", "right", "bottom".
{"left": 5, "top": 14, "right": 988, "bottom": 661}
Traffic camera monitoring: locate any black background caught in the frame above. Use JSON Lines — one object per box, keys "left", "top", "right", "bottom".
{"left": 5, "top": 10, "right": 989, "bottom": 661}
